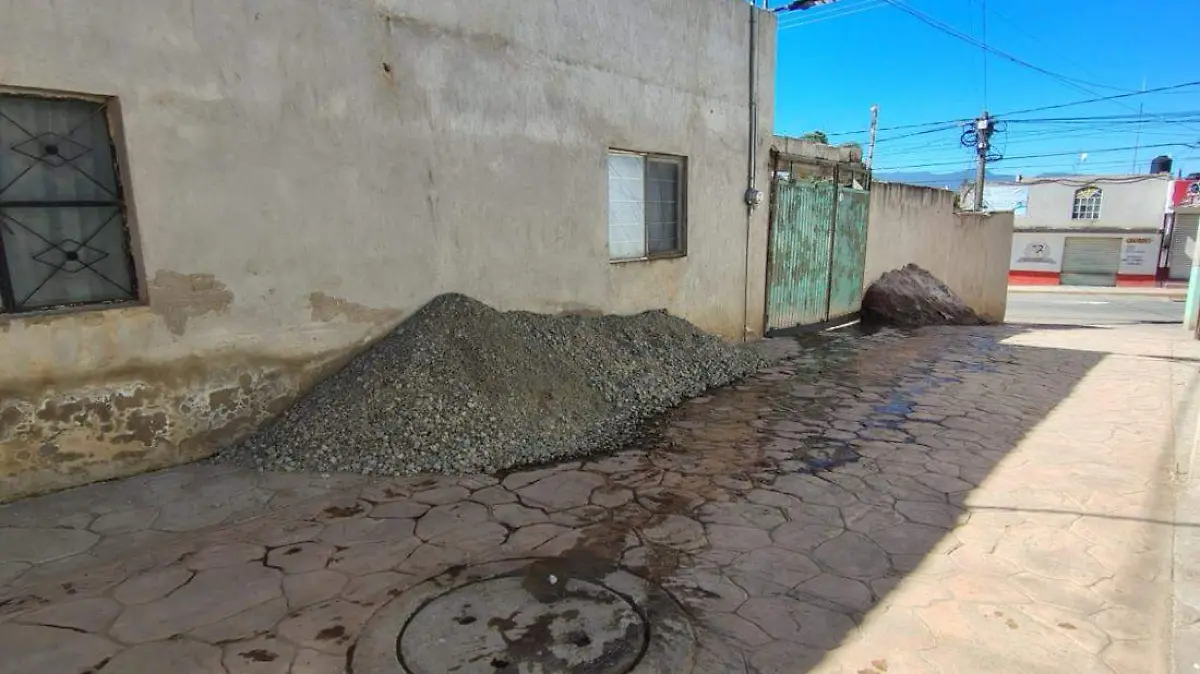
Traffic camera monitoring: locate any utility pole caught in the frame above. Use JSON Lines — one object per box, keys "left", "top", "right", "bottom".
{"left": 1132, "top": 78, "right": 1146, "bottom": 173}
{"left": 865, "top": 105, "right": 879, "bottom": 171}
{"left": 972, "top": 111, "right": 995, "bottom": 211}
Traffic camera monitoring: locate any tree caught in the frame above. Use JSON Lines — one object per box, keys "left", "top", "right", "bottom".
{"left": 800, "top": 130, "right": 829, "bottom": 144}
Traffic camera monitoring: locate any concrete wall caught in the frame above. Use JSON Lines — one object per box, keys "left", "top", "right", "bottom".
{"left": 1009, "top": 230, "right": 1161, "bottom": 286}
{"left": 1014, "top": 177, "right": 1171, "bottom": 231}
{"left": 0, "top": 0, "right": 776, "bottom": 500}
{"left": 773, "top": 137, "right": 864, "bottom": 164}
{"left": 865, "top": 182, "right": 1014, "bottom": 322}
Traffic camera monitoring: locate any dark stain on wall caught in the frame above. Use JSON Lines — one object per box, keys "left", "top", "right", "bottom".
{"left": 148, "top": 270, "right": 235, "bottom": 335}
{"left": 308, "top": 292, "right": 402, "bottom": 325}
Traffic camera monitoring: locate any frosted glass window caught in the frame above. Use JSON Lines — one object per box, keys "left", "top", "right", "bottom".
{"left": 607, "top": 153, "right": 646, "bottom": 260}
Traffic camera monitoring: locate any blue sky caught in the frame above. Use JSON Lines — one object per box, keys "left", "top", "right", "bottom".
{"left": 767, "top": 0, "right": 1200, "bottom": 182}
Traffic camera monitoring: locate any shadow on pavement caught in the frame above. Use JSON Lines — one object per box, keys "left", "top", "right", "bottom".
{"left": 558, "top": 323, "right": 1117, "bottom": 672}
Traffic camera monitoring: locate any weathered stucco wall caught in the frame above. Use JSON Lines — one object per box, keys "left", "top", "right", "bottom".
{"left": 0, "top": 0, "right": 776, "bottom": 500}
{"left": 865, "top": 182, "right": 1015, "bottom": 323}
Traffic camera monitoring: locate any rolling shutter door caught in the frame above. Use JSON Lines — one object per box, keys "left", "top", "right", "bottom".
{"left": 1061, "top": 236, "right": 1121, "bottom": 287}
{"left": 1169, "top": 215, "right": 1200, "bottom": 280}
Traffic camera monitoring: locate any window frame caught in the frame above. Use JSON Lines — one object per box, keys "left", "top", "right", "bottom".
{"left": 606, "top": 149, "right": 688, "bottom": 263}
{"left": 1070, "top": 185, "right": 1103, "bottom": 221}
{"left": 0, "top": 90, "right": 141, "bottom": 316}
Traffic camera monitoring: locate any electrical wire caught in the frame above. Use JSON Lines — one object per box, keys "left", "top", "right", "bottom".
{"left": 875, "top": 158, "right": 1156, "bottom": 183}
{"left": 826, "top": 118, "right": 970, "bottom": 138}
{"left": 980, "top": 0, "right": 989, "bottom": 108}
{"left": 877, "top": 0, "right": 1126, "bottom": 93}
{"left": 875, "top": 142, "right": 1195, "bottom": 171}
{"left": 990, "top": 127, "right": 1194, "bottom": 148}
{"left": 872, "top": 122, "right": 971, "bottom": 145}
{"left": 1009, "top": 118, "right": 1200, "bottom": 126}
{"left": 778, "top": 3, "right": 884, "bottom": 29}
{"left": 1005, "top": 109, "right": 1200, "bottom": 123}
{"left": 879, "top": 0, "right": 1200, "bottom": 134}
{"left": 823, "top": 80, "right": 1200, "bottom": 138}
{"left": 998, "top": 81, "right": 1200, "bottom": 117}
{"left": 874, "top": 117, "right": 1198, "bottom": 157}
{"left": 777, "top": 0, "right": 883, "bottom": 29}
{"left": 982, "top": 1, "right": 1133, "bottom": 93}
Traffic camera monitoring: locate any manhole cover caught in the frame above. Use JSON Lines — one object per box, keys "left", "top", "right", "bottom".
{"left": 353, "top": 559, "right": 695, "bottom": 674}
{"left": 400, "top": 575, "right": 645, "bottom": 673}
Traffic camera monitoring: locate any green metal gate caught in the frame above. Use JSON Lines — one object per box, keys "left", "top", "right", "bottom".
{"left": 829, "top": 185, "right": 870, "bottom": 318}
{"left": 765, "top": 180, "right": 870, "bottom": 332}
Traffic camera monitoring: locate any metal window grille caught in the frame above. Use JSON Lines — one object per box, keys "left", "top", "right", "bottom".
{"left": 0, "top": 93, "right": 138, "bottom": 313}
{"left": 1070, "top": 186, "right": 1103, "bottom": 220}
{"left": 607, "top": 150, "right": 686, "bottom": 261}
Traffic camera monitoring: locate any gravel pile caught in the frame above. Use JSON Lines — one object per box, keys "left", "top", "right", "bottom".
{"left": 223, "top": 293, "right": 764, "bottom": 475}
{"left": 861, "top": 264, "right": 985, "bottom": 329}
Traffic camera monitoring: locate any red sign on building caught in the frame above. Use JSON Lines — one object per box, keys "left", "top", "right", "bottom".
{"left": 1172, "top": 179, "right": 1200, "bottom": 209}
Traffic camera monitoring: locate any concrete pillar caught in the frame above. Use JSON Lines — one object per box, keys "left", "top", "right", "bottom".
{"left": 1184, "top": 207, "right": 1200, "bottom": 337}
{"left": 1187, "top": 262, "right": 1200, "bottom": 335}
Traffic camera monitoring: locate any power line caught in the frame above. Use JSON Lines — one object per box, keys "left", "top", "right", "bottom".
{"left": 879, "top": 0, "right": 1200, "bottom": 135}
{"left": 780, "top": 4, "right": 882, "bottom": 29}
{"left": 824, "top": 80, "right": 1200, "bottom": 138}
{"left": 877, "top": 0, "right": 1126, "bottom": 94}
{"left": 998, "top": 80, "right": 1200, "bottom": 116}
{"left": 872, "top": 134, "right": 1195, "bottom": 170}
{"left": 1007, "top": 117, "right": 1200, "bottom": 126}
{"left": 980, "top": 0, "right": 989, "bottom": 108}
{"left": 992, "top": 127, "right": 1195, "bottom": 147}
{"left": 777, "top": 0, "right": 883, "bottom": 29}
{"left": 874, "top": 159, "right": 1160, "bottom": 182}
{"left": 827, "top": 118, "right": 969, "bottom": 138}
{"left": 873, "top": 117, "right": 1200, "bottom": 156}
{"left": 875, "top": 142, "right": 1196, "bottom": 171}
{"left": 873, "top": 122, "right": 969, "bottom": 145}
{"left": 983, "top": 1, "right": 1132, "bottom": 93}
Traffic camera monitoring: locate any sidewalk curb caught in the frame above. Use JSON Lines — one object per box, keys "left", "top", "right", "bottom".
{"left": 1171, "top": 352, "right": 1200, "bottom": 674}
{"left": 1008, "top": 285, "right": 1186, "bottom": 299}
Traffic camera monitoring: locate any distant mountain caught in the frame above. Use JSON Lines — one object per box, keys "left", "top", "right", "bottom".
{"left": 874, "top": 169, "right": 1017, "bottom": 188}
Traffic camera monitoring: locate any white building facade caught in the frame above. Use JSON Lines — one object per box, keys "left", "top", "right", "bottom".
{"left": 985, "top": 175, "right": 1173, "bottom": 287}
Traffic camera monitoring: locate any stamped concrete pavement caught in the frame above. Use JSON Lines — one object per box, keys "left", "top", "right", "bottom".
{"left": 1, "top": 323, "right": 1197, "bottom": 673}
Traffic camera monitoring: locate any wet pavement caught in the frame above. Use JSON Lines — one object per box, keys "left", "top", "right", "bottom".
{"left": 1, "top": 323, "right": 1198, "bottom": 673}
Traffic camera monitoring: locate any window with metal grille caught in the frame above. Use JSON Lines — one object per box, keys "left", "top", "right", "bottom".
{"left": 1071, "top": 186, "right": 1103, "bottom": 220}
{"left": 0, "top": 93, "right": 138, "bottom": 314}
{"left": 606, "top": 150, "right": 686, "bottom": 261}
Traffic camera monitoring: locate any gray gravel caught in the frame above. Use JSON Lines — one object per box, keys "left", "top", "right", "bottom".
{"left": 223, "top": 293, "right": 764, "bottom": 475}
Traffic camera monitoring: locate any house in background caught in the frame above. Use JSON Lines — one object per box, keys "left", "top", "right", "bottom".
{"left": 988, "top": 171, "right": 1174, "bottom": 287}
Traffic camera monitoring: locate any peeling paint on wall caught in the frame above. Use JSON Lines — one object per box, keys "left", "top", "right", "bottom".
{"left": 149, "top": 271, "right": 234, "bottom": 335}
{"left": 0, "top": 348, "right": 357, "bottom": 502}
{"left": 308, "top": 292, "right": 401, "bottom": 325}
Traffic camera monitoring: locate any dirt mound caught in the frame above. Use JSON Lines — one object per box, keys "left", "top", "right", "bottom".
{"left": 223, "top": 293, "right": 763, "bottom": 475}
{"left": 861, "top": 264, "right": 984, "bottom": 329}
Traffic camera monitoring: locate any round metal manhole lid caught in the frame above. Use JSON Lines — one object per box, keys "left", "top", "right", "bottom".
{"left": 353, "top": 559, "right": 696, "bottom": 674}
{"left": 399, "top": 575, "right": 645, "bottom": 673}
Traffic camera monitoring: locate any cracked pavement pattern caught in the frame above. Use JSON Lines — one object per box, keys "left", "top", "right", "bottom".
{"left": 1, "top": 324, "right": 1196, "bottom": 674}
